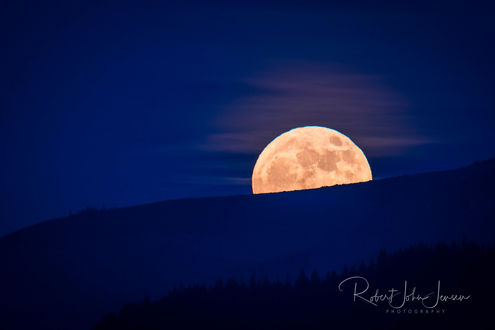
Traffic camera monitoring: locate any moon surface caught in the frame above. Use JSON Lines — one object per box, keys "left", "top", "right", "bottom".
{"left": 252, "top": 126, "right": 372, "bottom": 194}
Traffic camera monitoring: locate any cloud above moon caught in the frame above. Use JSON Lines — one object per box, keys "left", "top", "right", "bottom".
{"left": 202, "top": 62, "right": 431, "bottom": 158}
{"left": 152, "top": 62, "right": 433, "bottom": 190}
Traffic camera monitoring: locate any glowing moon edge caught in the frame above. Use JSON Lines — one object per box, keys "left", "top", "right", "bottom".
{"left": 251, "top": 126, "right": 372, "bottom": 194}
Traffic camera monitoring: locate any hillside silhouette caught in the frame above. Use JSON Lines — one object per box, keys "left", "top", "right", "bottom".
{"left": 0, "top": 159, "right": 494, "bottom": 329}
{"left": 94, "top": 241, "right": 495, "bottom": 330}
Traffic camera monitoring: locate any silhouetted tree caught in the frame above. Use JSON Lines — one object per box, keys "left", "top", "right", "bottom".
{"left": 93, "top": 241, "right": 495, "bottom": 330}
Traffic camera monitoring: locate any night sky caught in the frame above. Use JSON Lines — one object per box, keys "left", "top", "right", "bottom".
{"left": 1, "top": 1, "right": 495, "bottom": 236}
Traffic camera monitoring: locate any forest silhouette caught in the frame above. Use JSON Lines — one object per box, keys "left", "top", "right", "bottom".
{"left": 1, "top": 159, "right": 494, "bottom": 329}
{"left": 94, "top": 241, "right": 495, "bottom": 330}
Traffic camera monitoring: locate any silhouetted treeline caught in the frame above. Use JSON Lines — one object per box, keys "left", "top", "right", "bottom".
{"left": 94, "top": 241, "right": 495, "bottom": 330}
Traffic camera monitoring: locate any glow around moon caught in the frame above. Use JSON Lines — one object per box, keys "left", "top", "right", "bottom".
{"left": 252, "top": 126, "right": 372, "bottom": 194}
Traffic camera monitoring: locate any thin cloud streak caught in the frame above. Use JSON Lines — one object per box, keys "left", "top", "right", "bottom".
{"left": 202, "top": 62, "right": 431, "bottom": 157}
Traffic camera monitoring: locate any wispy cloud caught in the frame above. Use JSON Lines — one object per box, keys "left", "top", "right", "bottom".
{"left": 202, "top": 62, "right": 431, "bottom": 157}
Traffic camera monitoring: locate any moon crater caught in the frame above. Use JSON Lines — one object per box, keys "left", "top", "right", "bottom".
{"left": 252, "top": 126, "right": 372, "bottom": 194}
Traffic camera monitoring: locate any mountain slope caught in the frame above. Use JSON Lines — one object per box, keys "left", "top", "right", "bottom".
{"left": 1, "top": 159, "right": 494, "bottom": 329}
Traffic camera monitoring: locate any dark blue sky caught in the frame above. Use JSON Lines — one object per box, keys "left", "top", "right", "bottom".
{"left": 1, "top": 1, "right": 494, "bottom": 235}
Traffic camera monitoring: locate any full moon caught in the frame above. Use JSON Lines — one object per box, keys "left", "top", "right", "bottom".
{"left": 252, "top": 126, "right": 372, "bottom": 194}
